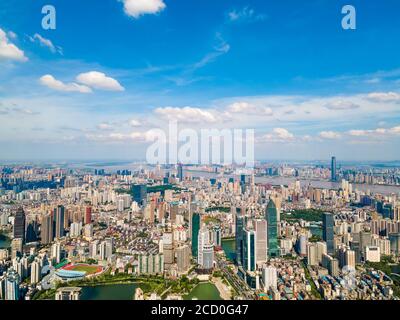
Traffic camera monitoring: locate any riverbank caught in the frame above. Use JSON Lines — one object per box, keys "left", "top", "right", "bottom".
{"left": 212, "top": 277, "right": 231, "bottom": 300}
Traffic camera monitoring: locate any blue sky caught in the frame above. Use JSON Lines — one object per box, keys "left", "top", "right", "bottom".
{"left": 1, "top": 0, "right": 400, "bottom": 161}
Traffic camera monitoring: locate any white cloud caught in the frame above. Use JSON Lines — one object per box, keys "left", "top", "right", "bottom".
{"left": 324, "top": 100, "right": 360, "bottom": 110}
{"left": 348, "top": 126, "right": 400, "bottom": 137}
{"left": 40, "top": 75, "right": 92, "bottom": 93}
{"left": 30, "top": 33, "right": 62, "bottom": 54}
{"left": 97, "top": 123, "right": 114, "bottom": 130}
{"left": 154, "top": 106, "right": 218, "bottom": 124}
{"left": 367, "top": 92, "right": 400, "bottom": 102}
{"left": 130, "top": 119, "right": 142, "bottom": 127}
{"left": 76, "top": 71, "right": 125, "bottom": 91}
{"left": 227, "top": 102, "right": 273, "bottom": 116}
{"left": 121, "top": 0, "right": 166, "bottom": 18}
{"left": 259, "top": 128, "right": 295, "bottom": 143}
{"left": 228, "top": 7, "right": 266, "bottom": 23}
{"left": 319, "top": 131, "right": 341, "bottom": 139}
{"left": 86, "top": 130, "right": 154, "bottom": 143}
{"left": 0, "top": 28, "right": 27, "bottom": 62}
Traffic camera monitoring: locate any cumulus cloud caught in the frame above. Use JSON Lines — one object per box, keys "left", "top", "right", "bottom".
{"left": 154, "top": 106, "right": 218, "bottom": 123}
{"left": 227, "top": 102, "right": 273, "bottom": 116}
{"left": 29, "top": 33, "right": 63, "bottom": 54}
{"left": 76, "top": 71, "right": 125, "bottom": 91}
{"left": 325, "top": 100, "right": 360, "bottom": 110}
{"left": 319, "top": 131, "right": 341, "bottom": 139}
{"left": 121, "top": 0, "right": 166, "bottom": 18}
{"left": 367, "top": 92, "right": 400, "bottom": 102}
{"left": 259, "top": 128, "right": 295, "bottom": 143}
{"left": 40, "top": 75, "right": 92, "bottom": 93}
{"left": 0, "top": 28, "right": 27, "bottom": 62}
{"left": 348, "top": 126, "right": 400, "bottom": 137}
{"left": 130, "top": 119, "right": 142, "bottom": 127}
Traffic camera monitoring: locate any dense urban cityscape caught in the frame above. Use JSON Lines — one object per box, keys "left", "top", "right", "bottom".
{"left": 1, "top": 158, "right": 400, "bottom": 301}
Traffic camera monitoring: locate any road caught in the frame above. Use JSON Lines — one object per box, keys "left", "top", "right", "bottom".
{"left": 215, "top": 255, "right": 256, "bottom": 300}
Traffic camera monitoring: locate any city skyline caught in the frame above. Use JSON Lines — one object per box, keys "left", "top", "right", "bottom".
{"left": 1, "top": 0, "right": 400, "bottom": 161}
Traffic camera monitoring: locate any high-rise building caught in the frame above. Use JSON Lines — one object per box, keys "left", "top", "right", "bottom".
{"left": 243, "top": 229, "right": 256, "bottom": 271}
{"left": 176, "top": 245, "right": 191, "bottom": 273}
{"left": 54, "top": 205, "right": 65, "bottom": 239}
{"left": 191, "top": 213, "right": 201, "bottom": 258}
{"left": 30, "top": 259, "right": 41, "bottom": 284}
{"left": 254, "top": 220, "right": 267, "bottom": 263}
{"left": 198, "top": 229, "right": 214, "bottom": 269}
{"left": 5, "top": 268, "right": 20, "bottom": 300}
{"left": 331, "top": 156, "right": 337, "bottom": 181}
{"left": 323, "top": 213, "right": 335, "bottom": 255}
{"left": 84, "top": 206, "right": 92, "bottom": 225}
{"left": 266, "top": 200, "right": 279, "bottom": 257}
{"left": 41, "top": 214, "right": 53, "bottom": 245}
{"left": 13, "top": 207, "right": 25, "bottom": 244}
{"left": 132, "top": 184, "right": 147, "bottom": 206}
{"left": 177, "top": 163, "right": 183, "bottom": 182}
{"left": 262, "top": 266, "right": 278, "bottom": 291}
{"left": 235, "top": 211, "right": 244, "bottom": 265}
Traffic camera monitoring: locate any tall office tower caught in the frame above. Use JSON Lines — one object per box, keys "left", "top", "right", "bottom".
{"left": 198, "top": 229, "right": 214, "bottom": 269}
{"left": 105, "top": 237, "right": 114, "bottom": 257}
{"left": 323, "top": 213, "right": 335, "bottom": 255}
{"left": 84, "top": 206, "right": 92, "bottom": 225}
{"left": 169, "top": 202, "right": 179, "bottom": 223}
{"left": 359, "top": 231, "right": 372, "bottom": 260}
{"left": 5, "top": 268, "right": 20, "bottom": 300}
{"left": 191, "top": 213, "right": 201, "bottom": 258}
{"left": 51, "top": 242, "right": 61, "bottom": 264}
{"left": 162, "top": 232, "right": 174, "bottom": 269}
{"left": 177, "top": 163, "right": 183, "bottom": 182}
{"left": 307, "top": 243, "right": 318, "bottom": 266}
{"left": 176, "top": 245, "right": 191, "bottom": 273}
{"left": 54, "top": 205, "right": 65, "bottom": 239}
{"left": 11, "top": 238, "right": 23, "bottom": 259}
{"left": 132, "top": 184, "right": 147, "bottom": 206}
{"left": 254, "top": 220, "right": 267, "bottom": 263}
{"left": 25, "top": 220, "right": 38, "bottom": 243}
{"left": 262, "top": 266, "right": 278, "bottom": 291}
{"left": 243, "top": 229, "right": 256, "bottom": 272}
{"left": 331, "top": 156, "right": 337, "bottom": 181}
{"left": 235, "top": 212, "right": 244, "bottom": 265}
{"left": 41, "top": 214, "right": 53, "bottom": 245}
{"left": 212, "top": 226, "right": 222, "bottom": 247}
{"left": 389, "top": 233, "right": 400, "bottom": 255}
{"left": 30, "top": 259, "right": 41, "bottom": 284}
{"left": 13, "top": 207, "right": 26, "bottom": 244}
{"left": 266, "top": 200, "right": 279, "bottom": 258}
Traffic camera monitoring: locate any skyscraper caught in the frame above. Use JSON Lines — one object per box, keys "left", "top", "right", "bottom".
{"left": 84, "top": 206, "right": 92, "bottom": 225}
{"left": 41, "top": 214, "right": 53, "bottom": 245}
{"left": 5, "top": 268, "right": 20, "bottom": 300}
{"left": 191, "top": 213, "right": 201, "bottom": 258}
{"left": 54, "top": 205, "right": 65, "bottom": 239}
{"left": 177, "top": 163, "right": 183, "bottom": 182}
{"left": 323, "top": 213, "right": 335, "bottom": 255}
{"left": 13, "top": 207, "right": 25, "bottom": 244}
{"left": 132, "top": 184, "right": 147, "bottom": 206}
{"left": 243, "top": 229, "right": 256, "bottom": 271}
{"left": 266, "top": 200, "right": 279, "bottom": 257}
{"left": 235, "top": 211, "right": 244, "bottom": 265}
{"left": 331, "top": 156, "right": 337, "bottom": 181}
